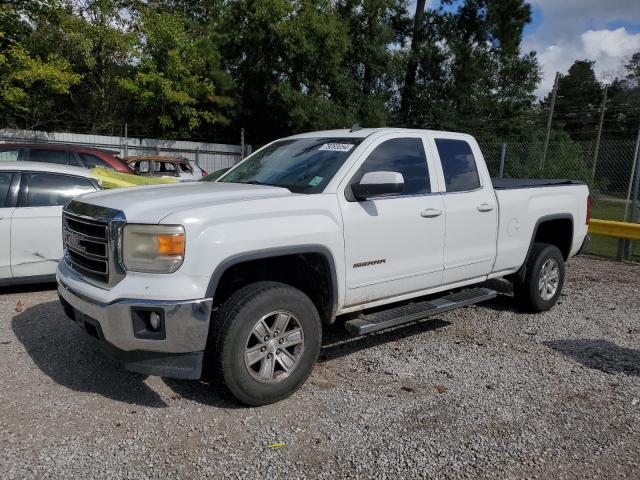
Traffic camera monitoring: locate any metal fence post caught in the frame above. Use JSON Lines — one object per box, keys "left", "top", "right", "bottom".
{"left": 240, "top": 128, "right": 245, "bottom": 160}
{"left": 618, "top": 124, "right": 640, "bottom": 260}
{"left": 195, "top": 146, "right": 200, "bottom": 167}
{"left": 124, "top": 122, "right": 128, "bottom": 158}
{"left": 499, "top": 143, "right": 506, "bottom": 178}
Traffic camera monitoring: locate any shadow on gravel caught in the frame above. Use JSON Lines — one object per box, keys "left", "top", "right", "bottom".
{"left": 12, "top": 300, "right": 168, "bottom": 408}
{"left": 3, "top": 281, "right": 57, "bottom": 295}
{"left": 545, "top": 339, "right": 640, "bottom": 376}
{"left": 163, "top": 379, "right": 242, "bottom": 409}
{"left": 319, "top": 317, "right": 451, "bottom": 363}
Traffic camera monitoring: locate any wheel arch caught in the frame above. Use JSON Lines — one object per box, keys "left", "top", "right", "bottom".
{"left": 206, "top": 245, "right": 339, "bottom": 324}
{"left": 513, "top": 213, "right": 574, "bottom": 281}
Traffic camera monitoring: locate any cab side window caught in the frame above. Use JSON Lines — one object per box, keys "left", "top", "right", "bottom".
{"left": 0, "top": 149, "right": 21, "bottom": 162}
{"left": 137, "top": 161, "right": 150, "bottom": 173}
{"left": 79, "top": 153, "right": 112, "bottom": 169}
{"left": 435, "top": 139, "right": 481, "bottom": 192}
{"left": 359, "top": 138, "right": 430, "bottom": 196}
{"left": 28, "top": 148, "right": 78, "bottom": 166}
{"left": 21, "top": 173, "right": 96, "bottom": 207}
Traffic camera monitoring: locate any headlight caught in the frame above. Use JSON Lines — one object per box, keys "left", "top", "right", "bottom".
{"left": 122, "top": 224, "right": 185, "bottom": 273}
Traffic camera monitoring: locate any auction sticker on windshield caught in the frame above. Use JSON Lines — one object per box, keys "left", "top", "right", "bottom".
{"left": 318, "top": 143, "right": 355, "bottom": 152}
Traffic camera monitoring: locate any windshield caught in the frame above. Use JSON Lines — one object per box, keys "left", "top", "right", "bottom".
{"left": 218, "top": 137, "right": 363, "bottom": 194}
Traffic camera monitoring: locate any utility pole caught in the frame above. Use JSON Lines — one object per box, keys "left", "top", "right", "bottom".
{"left": 124, "top": 122, "right": 128, "bottom": 159}
{"left": 541, "top": 72, "right": 560, "bottom": 172}
{"left": 591, "top": 85, "right": 608, "bottom": 182}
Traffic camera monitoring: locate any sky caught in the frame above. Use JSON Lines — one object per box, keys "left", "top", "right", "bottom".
{"left": 522, "top": 0, "right": 640, "bottom": 97}
{"left": 424, "top": 0, "right": 640, "bottom": 97}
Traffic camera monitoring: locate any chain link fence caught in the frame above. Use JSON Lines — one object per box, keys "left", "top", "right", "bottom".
{"left": 480, "top": 139, "right": 640, "bottom": 261}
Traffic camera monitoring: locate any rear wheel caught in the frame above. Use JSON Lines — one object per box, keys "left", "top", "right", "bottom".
{"left": 207, "top": 281, "right": 321, "bottom": 406}
{"left": 513, "top": 242, "right": 565, "bottom": 312}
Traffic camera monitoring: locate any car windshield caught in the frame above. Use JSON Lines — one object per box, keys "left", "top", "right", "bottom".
{"left": 218, "top": 137, "right": 363, "bottom": 194}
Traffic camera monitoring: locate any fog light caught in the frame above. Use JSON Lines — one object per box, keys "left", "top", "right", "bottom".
{"left": 149, "top": 311, "right": 161, "bottom": 331}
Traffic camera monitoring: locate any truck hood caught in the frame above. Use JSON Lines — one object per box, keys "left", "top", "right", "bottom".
{"left": 77, "top": 182, "right": 293, "bottom": 223}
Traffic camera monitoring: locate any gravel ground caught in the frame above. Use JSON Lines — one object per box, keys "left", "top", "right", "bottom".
{"left": 1, "top": 255, "right": 639, "bottom": 479}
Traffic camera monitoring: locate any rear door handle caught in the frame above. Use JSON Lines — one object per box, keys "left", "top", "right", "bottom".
{"left": 421, "top": 208, "right": 442, "bottom": 218}
{"left": 477, "top": 203, "right": 495, "bottom": 212}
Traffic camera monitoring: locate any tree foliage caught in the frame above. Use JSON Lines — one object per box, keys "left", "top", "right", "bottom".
{"left": 0, "top": 0, "right": 636, "bottom": 145}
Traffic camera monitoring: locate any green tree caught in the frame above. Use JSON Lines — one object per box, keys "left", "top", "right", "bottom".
{"left": 121, "top": 8, "right": 232, "bottom": 137}
{"left": 398, "top": 0, "right": 539, "bottom": 140}
{"left": 219, "top": 0, "right": 356, "bottom": 143}
{"left": 549, "top": 60, "right": 603, "bottom": 141}
{"left": 0, "top": 2, "right": 81, "bottom": 129}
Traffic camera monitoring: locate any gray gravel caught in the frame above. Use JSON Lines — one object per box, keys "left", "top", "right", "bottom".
{"left": 1, "top": 255, "right": 640, "bottom": 479}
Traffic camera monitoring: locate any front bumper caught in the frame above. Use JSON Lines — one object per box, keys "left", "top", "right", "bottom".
{"left": 57, "top": 279, "right": 212, "bottom": 379}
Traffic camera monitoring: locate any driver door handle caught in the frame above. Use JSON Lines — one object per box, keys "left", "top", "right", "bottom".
{"left": 421, "top": 208, "right": 442, "bottom": 218}
{"left": 477, "top": 203, "right": 495, "bottom": 212}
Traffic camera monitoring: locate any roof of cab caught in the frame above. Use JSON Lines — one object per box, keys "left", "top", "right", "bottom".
{"left": 284, "top": 127, "right": 469, "bottom": 140}
{"left": 0, "top": 161, "right": 94, "bottom": 177}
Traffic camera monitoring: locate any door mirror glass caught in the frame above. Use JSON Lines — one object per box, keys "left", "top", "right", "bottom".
{"left": 351, "top": 171, "right": 404, "bottom": 200}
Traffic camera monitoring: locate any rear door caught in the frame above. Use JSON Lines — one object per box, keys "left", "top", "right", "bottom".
{"left": 0, "top": 172, "right": 18, "bottom": 280}
{"left": 430, "top": 136, "right": 498, "bottom": 284}
{"left": 11, "top": 172, "right": 97, "bottom": 278}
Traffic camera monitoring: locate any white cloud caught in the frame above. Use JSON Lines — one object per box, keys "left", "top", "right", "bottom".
{"left": 529, "top": 28, "right": 640, "bottom": 97}
{"left": 522, "top": 0, "right": 640, "bottom": 97}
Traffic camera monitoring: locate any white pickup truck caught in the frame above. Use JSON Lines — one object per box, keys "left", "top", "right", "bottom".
{"left": 57, "top": 128, "right": 591, "bottom": 405}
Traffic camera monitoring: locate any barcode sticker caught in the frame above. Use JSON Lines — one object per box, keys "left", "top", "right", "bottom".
{"left": 318, "top": 143, "right": 355, "bottom": 152}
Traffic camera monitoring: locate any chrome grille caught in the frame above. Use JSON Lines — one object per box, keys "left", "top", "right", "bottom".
{"left": 63, "top": 212, "right": 109, "bottom": 283}
{"left": 62, "top": 200, "right": 127, "bottom": 287}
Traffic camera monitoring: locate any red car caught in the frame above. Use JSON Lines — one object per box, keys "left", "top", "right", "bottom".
{"left": 0, "top": 143, "right": 132, "bottom": 173}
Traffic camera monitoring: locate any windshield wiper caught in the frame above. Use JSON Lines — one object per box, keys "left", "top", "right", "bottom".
{"left": 242, "top": 180, "right": 276, "bottom": 187}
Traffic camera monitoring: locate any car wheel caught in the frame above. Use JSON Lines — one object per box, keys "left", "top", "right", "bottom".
{"left": 207, "top": 281, "right": 321, "bottom": 406}
{"left": 513, "top": 242, "right": 565, "bottom": 313}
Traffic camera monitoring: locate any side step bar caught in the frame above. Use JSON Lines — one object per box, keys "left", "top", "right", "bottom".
{"left": 344, "top": 287, "right": 497, "bottom": 335}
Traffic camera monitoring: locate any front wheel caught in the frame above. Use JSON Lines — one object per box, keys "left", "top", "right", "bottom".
{"left": 207, "top": 281, "right": 321, "bottom": 406}
{"left": 513, "top": 242, "right": 566, "bottom": 313}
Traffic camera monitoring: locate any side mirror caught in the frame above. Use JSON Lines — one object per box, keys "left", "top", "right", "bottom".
{"left": 351, "top": 171, "right": 404, "bottom": 200}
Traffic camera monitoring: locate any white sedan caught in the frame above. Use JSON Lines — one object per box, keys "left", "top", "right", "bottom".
{"left": 0, "top": 162, "right": 101, "bottom": 286}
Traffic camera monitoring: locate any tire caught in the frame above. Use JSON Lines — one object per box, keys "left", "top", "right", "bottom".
{"left": 206, "top": 281, "right": 321, "bottom": 406}
{"left": 513, "top": 242, "right": 565, "bottom": 313}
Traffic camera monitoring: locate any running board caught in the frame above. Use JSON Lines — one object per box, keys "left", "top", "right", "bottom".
{"left": 344, "top": 287, "right": 497, "bottom": 335}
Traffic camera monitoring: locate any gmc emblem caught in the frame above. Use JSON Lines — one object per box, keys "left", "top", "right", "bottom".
{"left": 65, "top": 231, "right": 83, "bottom": 251}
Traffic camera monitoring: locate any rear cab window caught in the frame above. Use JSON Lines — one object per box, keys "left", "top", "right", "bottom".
{"left": 435, "top": 138, "right": 481, "bottom": 192}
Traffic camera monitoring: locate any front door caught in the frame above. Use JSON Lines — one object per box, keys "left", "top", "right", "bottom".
{"left": 340, "top": 134, "right": 445, "bottom": 306}
{"left": 11, "top": 172, "right": 97, "bottom": 278}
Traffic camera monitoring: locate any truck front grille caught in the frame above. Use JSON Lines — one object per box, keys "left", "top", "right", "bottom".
{"left": 63, "top": 212, "right": 110, "bottom": 283}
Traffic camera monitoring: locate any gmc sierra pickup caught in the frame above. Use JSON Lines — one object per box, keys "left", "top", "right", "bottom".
{"left": 57, "top": 128, "right": 591, "bottom": 406}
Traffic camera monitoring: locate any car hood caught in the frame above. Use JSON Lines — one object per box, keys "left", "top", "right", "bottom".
{"left": 77, "top": 182, "right": 293, "bottom": 223}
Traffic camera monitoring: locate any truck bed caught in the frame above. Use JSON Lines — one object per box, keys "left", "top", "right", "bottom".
{"left": 492, "top": 178, "right": 585, "bottom": 190}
